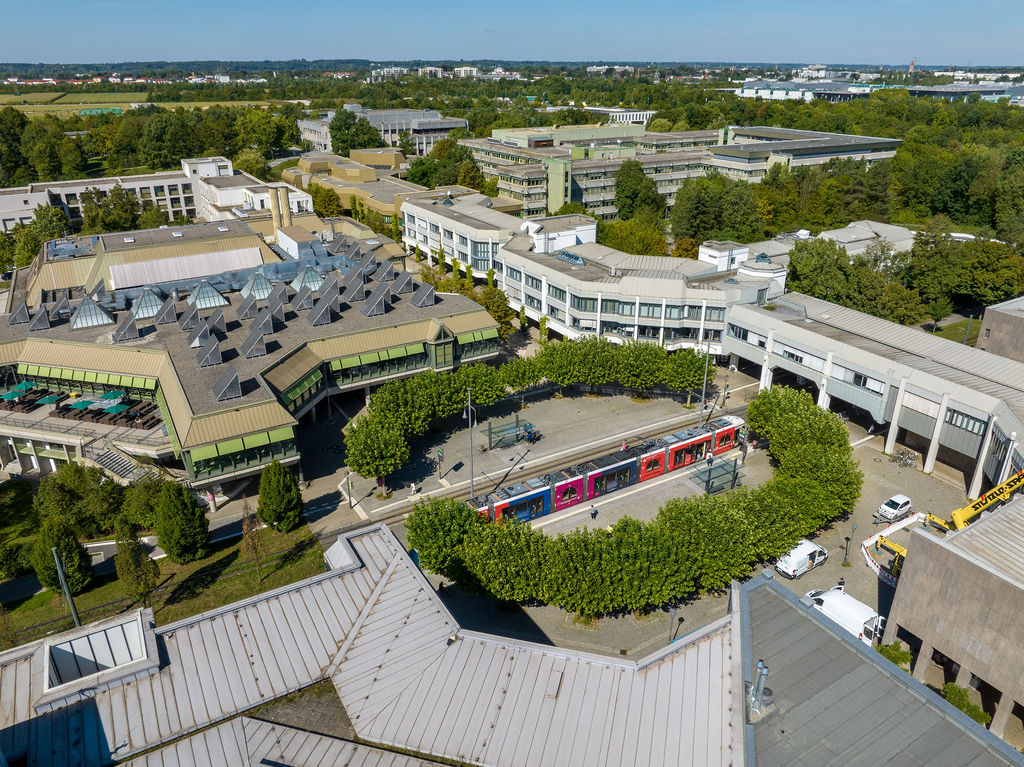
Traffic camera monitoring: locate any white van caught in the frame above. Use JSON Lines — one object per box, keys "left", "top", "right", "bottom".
{"left": 804, "top": 584, "right": 885, "bottom": 646}
{"left": 775, "top": 539, "right": 828, "bottom": 579}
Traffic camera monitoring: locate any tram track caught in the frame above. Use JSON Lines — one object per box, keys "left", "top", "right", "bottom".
{"left": 309, "top": 401, "right": 751, "bottom": 544}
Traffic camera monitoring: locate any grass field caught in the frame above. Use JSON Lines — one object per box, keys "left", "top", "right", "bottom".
{"left": 1, "top": 527, "right": 325, "bottom": 646}
{"left": 268, "top": 157, "right": 301, "bottom": 182}
{"left": 12, "top": 99, "right": 272, "bottom": 117}
{"left": 930, "top": 317, "right": 981, "bottom": 346}
{"left": 0, "top": 92, "right": 63, "bottom": 104}
{"left": 52, "top": 91, "right": 148, "bottom": 104}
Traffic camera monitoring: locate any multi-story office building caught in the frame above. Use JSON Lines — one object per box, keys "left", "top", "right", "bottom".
{"left": 0, "top": 219, "right": 498, "bottom": 487}
{"left": 460, "top": 125, "right": 899, "bottom": 216}
{"left": 298, "top": 106, "right": 468, "bottom": 156}
{"left": 976, "top": 294, "right": 1024, "bottom": 363}
{"left": 0, "top": 157, "right": 312, "bottom": 233}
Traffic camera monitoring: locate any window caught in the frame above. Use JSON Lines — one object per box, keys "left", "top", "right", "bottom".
{"left": 757, "top": 288, "right": 768, "bottom": 305}
{"left": 492, "top": 260, "right": 503, "bottom": 273}
{"left": 471, "top": 241, "right": 490, "bottom": 259}
{"left": 984, "top": 328, "right": 991, "bottom": 338}
{"left": 547, "top": 306, "right": 561, "bottom": 320}
{"left": 507, "top": 267, "right": 522, "bottom": 282}
{"left": 458, "top": 235, "right": 468, "bottom": 246}
{"left": 548, "top": 285, "right": 566, "bottom": 302}
{"left": 665, "top": 305, "right": 683, "bottom": 320}
{"left": 430, "top": 223, "right": 440, "bottom": 234}
{"left": 705, "top": 306, "right": 725, "bottom": 322}
{"left": 168, "top": 184, "right": 179, "bottom": 195}
{"left": 639, "top": 303, "right": 661, "bottom": 319}
{"left": 525, "top": 294, "right": 542, "bottom": 309}
{"left": 419, "top": 233, "right": 428, "bottom": 243}
{"left": 686, "top": 305, "right": 703, "bottom": 320}
{"left": 406, "top": 214, "right": 415, "bottom": 227}
{"left": 443, "top": 229, "right": 453, "bottom": 240}
{"left": 571, "top": 295, "right": 597, "bottom": 312}
{"left": 728, "top": 324, "right": 748, "bottom": 342}
{"left": 154, "top": 185, "right": 165, "bottom": 196}
{"left": 782, "top": 349, "right": 804, "bottom": 364}
{"left": 524, "top": 274, "right": 541, "bottom": 291}
{"left": 945, "top": 409, "right": 986, "bottom": 436}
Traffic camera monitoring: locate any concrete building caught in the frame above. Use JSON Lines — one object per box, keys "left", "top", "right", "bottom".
{"left": 460, "top": 125, "right": 898, "bottom": 216}
{"left": 583, "top": 106, "right": 657, "bottom": 124}
{"left": 723, "top": 293, "right": 1024, "bottom": 493}
{"left": 1, "top": 524, "right": 1018, "bottom": 767}
{"left": 298, "top": 106, "right": 469, "bottom": 156}
{"left": 884, "top": 497, "right": 1024, "bottom": 742}
{"left": 977, "top": 294, "right": 1024, "bottom": 363}
{"left": 0, "top": 157, "right": 311, "bottom": 233}
{"left": 0, "top": 219, "right": 498, "bottom": 487}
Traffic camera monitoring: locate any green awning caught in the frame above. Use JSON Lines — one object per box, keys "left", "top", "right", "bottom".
{"left": 68, "top": 400, "right": 92, "bottom": 410}
{"left": 190, "top": 444, "right": 218, "bottom": 461}
{"left": 338, "top": 356, "right": 360, "bottom": 369}
{"left": 404, "top": 343, "right": 425, "bottom": 355}
{"left": 25, "top": 365, "right": 38, "bottom": 377}
{"left": 16, "top": 363, "right": 28, "bottom": 375}
{"left": 83, "top": 371, "right": 97, "bottom": 383}
{"left": 217, "top": 437, "right": 245, "bottom": 456}
{"left": 38, "top": 367, "right": 51, "bottom": 378}
{"left": 71, "top": 370, "right": 85, "bottom": 382}
{"left": 104, "top": 404, "right": 129, "bottom": 414}
{"left": 101, "top": 390, "right": 126, "bottom": 400}
{"left": 386, "top": 347, "right": 406, "bottom": 360}
{"left": 358, "top": 352, "right": 380, "bottom": 364}
{"left": 143, "top": 378, "right": 157, "bottom": 390}
{"left": 456, "top": 332, "right": 474, "bottom": 344}
{"left": 481, "top": 327, "right": 499, "bottom": 340}
{"left": 268, "top": 427, "right": 294, "bottom": 443}
{"left": 95, "top": 373, "right": 109, "bottom": 385}
{"left": 242, "top": 432, "right": 271, "bottom": 449}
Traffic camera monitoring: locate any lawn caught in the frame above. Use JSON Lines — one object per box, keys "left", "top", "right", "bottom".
{"left": 931, "top": 317, "right": 981, "bottom": 346}
{"left": 0, "top": 92, "right": 63, "bottom": 104}
{"left": 268, "top": 157, "right": 301, "bottom": 182}
{"left": 1, "top": 527, "right": 325, "bottom": 646}
{"left": 52, "top": 91, "right": 148, "bottom": 104}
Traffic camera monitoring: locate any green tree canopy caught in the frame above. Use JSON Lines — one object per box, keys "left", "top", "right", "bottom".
{"left": 31, "top": 516, "right": 93, "bottom": 595}
{"left": 114, "top": 517, "right": 160, "bottom": 606}
{"left": 614, "top": 159, "right": 663, "bottom": 220}
{"left": 257, "top": 461, "right": 304, "bottom": 532}
{"left": 344, "top": 415, "right": 411, "bottom": 484}
{"left": 155, "top": 483, "right": 209, "bottom": 564}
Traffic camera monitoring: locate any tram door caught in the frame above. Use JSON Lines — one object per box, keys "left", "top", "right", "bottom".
{"left": 682, "top": 438, "right": 711, "bottom": 465}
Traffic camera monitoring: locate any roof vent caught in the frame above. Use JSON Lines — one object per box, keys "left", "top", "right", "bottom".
{"left": 123, "top": 236, "right": 135, "bottom": 244}
{"left": 171, "top": 231, "right": 183, "bottom": 238}
{"left": 724, "top": 277, "right": 739, "bottom": 284}
{"left": 218, "top": 225, "right": 230, "bottom": 232}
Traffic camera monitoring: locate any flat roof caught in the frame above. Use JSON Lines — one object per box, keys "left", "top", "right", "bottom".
{"left": 748, "top": 293, "right": 1024, "bottom": 421}
{"left": 405, "top": 195, "right": 523, "bottom": 232}
{"left": 945, "top": 496, "right": 1024, "bottom": 588}
{"left": 97, "top": 220, "right": 252, "bottom": 252}
{"left": 744, "top": 577, "right": 1022, "bottom": 767}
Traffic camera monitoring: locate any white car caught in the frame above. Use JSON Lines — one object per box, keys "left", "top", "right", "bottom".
{"left": 875, "top": 494, "right": 913, "bottom": 524}
{"left": 774, "top": 539, "right": 828, "bottom": 579}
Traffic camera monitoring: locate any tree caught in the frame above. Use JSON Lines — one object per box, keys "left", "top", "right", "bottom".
{"left": 519, "top": 305, "right": 528, "bottom": 331}
{"left": 30, "top": 516, "right": 92, "bottom": 595}
{"left": 539, "top": 316, "right": 549, "bottom": 344}
{"left": 671, "top": 237, "right": 698, "bottom": 259}
{"left": 406, "top": 497, "right": 481, "bottom": 576}
{"left": 309, "top": 183, "right": 342, "bottom": 218}
{"left": 241, "top": 510, "right": 266, "bottom": 585}
{"left": 80, "top": 185, "right": 142, "bottom": 234}
{"left": 785, "top": 239, "right": 853, "bottom": 304}
{"left": 234, "top": 109, "right": 279, "bottom": 157}
{"left": 941, "top": 683, "right": 992, "bottom": 726}
{"left": 457, "top": 159, "right": 484, "bottom": 190}
{"left": 120, "top": 476, "right": 167, "bottom": 530}
{"left": 616, "top": 341, "right": 667, "bottom": 391}
{"left": 155, "top": 483, "right": 209, "bottom": 564}
{"left": 11, "top": 204, "right": 70, "bottom": 268}
{"left": 138, "top": 204, "right": 169, "bottom": 229}
{"left": 647, "top": 117, "right": 672, "bottom": 133}
{"left": 329, "top": 110, "right": 384, "bottom": 156}
{"left": 0, "top": 231, "right": 15, "bottom": 272}
{"left": 114, "top": 518, "right": 159, "bottom": 607}
{"left": 233, "top": 148, "right": 269, "bottom": 180}
{"left": 927, "top": 296, "right": 954, "bottom": 331}
{"left": 614, "top": 159, "right": 663, "bottom": 220}
{"left": 478, "top": 285, "right": 516, "bottom": 340}
{"left": 670, "top": 176, "right": 723, "bottom": 242}
{"left": 35, "top": 461, "right": 121, "bottom": 537}
{"left": 397, "top": 130, "right": 416, "bottom": 157}
{"left": 257, "top": 461, "right": 304, "bottom": 532}
{"left": 138, "top": 111, "right": 198, "bottom": 169}
{"left": 344, "top": 415, "right": 410, "bottom": 488}
{"left": 0, "top": 106, "right": 29, "bottom": 185}
{"left": 597, "top": 211, "right": 667, "bottom": 256}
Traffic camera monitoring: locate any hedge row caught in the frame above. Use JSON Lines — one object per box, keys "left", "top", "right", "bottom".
{"left": 345, "top": 337, "right": 713, "bottom": 481}
{"left": 406, "top": 387, "right": 863, "bottom": 617}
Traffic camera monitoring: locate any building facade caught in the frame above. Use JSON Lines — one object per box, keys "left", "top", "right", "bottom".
{"left": 299, "top": 106, "right": 469, "bottom": 156}
{"left": 976, "top": 294, "right": 1024, "bottom": 363}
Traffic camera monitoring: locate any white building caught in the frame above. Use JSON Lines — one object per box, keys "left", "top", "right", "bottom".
{"left": 585, "top": 107, "right": 657, "bottom": 125}
{"left": 453, "top": 67, "right": 480, "bottom": 78}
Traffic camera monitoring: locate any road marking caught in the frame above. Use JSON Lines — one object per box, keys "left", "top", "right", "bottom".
{"left": 353, "top": 504, "right": 369, "bottom": 520}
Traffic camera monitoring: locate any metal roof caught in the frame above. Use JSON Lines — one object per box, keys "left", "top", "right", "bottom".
{"left": 744, "top": 578, "right": 1023, "bottom": 767}
{"left": 125, "top": 717, "right": 443, "bottom": 766}
{"left": 946, "top": 497, "right": 1024, "bottom": 588}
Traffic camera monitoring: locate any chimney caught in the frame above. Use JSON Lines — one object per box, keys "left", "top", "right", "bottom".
{"left": 278, "top": 187, "right": 293, "bottom": 228}
{"left": 269, "top": 187, "right": 282, "bottom": 233}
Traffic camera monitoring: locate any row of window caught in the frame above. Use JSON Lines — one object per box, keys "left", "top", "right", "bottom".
{"left": 945, "top": 408, "right": 987, "bottom": 436}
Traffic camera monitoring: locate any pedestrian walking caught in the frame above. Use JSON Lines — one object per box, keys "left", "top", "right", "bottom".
{"left": 590, "top": 506, "right": 598, "bottom": 520}
{"left": 410, "top": 481, "right": 417, "bottom": 497}
{"left": 868, "top": 423, "right": 875, "bottom": 435}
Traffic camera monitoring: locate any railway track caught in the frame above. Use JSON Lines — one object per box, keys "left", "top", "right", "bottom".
{"left": 309, "top": 401, "right": 751, "bottom": 544}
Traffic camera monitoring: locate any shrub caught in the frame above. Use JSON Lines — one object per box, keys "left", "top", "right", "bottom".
{"left": 0, "top": 541, "right": 31, "bottom": 579}
{"left": 941, "top": 682, "right": 992, "bottom": 725}
{"left": 30, "top": 516, "right": 93, "bottom": 594}
{"left": 876, "top": 641, "right": 913, "bottom": 670}
{"left": 155, "top": 483, "right": 209, "bottom": 564}
{"left": 257, "top": 461, "right": 304, "bottom": 532}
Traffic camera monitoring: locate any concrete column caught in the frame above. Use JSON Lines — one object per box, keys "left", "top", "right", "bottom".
{"left": 758, "top": 329, "right": 774, "bottom": 391}
{"left": 729, "top": 353, "right": 739, "bottom": 369}
{"left": 759, "top": 366, "right": 773, "bottom": 392}
{"left": 998, "top": 432, "right": 1017, "bottom": 484}
{"left": 989, "top": 696, "right": 1015, "bottom": 738}
{"left": 697, "top": 299, "right": 708, "bottom": 342}
{"left": 955, "top": 662, "right": 972, "bottom": 686}
{"left": 923, "top": 393, "right": 950, "bottom": 474}
{"left": 633, "top": 299, "right": 640, "bottom": 340}
{"left": 968, "top": 417, "right": 998, "bottom": 499}
{"left": 912, "top": 644, "right": 933, "bottom": 682}
{"left": 817, "top": 351, "right": 834, "bottom": 409}
{"left": 885, "top": 378, "right": 908, "bottom": 455}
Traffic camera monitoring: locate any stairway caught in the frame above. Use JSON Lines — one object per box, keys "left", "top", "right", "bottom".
{"left": 90, "top": 448, "right": 154, "bottom": 483}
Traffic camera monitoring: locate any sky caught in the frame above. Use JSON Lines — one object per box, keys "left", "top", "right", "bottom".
{"left": 1, "top": 0, "right": 1023, "bottom": 67}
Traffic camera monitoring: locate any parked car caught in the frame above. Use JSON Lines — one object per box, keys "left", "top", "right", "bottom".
{"left": 804, "top": 584, "right": 885, "bottom": 646}
{"left": 774, "top": 539, "right": 828, "bottom": 579}
{"left": 875, "top": 494, "right": 913, "bottom": 524}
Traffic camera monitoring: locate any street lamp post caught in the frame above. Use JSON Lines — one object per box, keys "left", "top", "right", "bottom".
{"left": 668, "top": 607, "right": 678, "bottom": 643}
{"left": 698, "top": 335, "right": 712, "bottom": 428}
{"left": 346, "top": 471, "right": 353, "bottom": 509}
{"left": 464, "top": 387, "right": 476, "bottom": 499}
{"left": 52, "top": 547, "right": 81, "bottom": 628}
